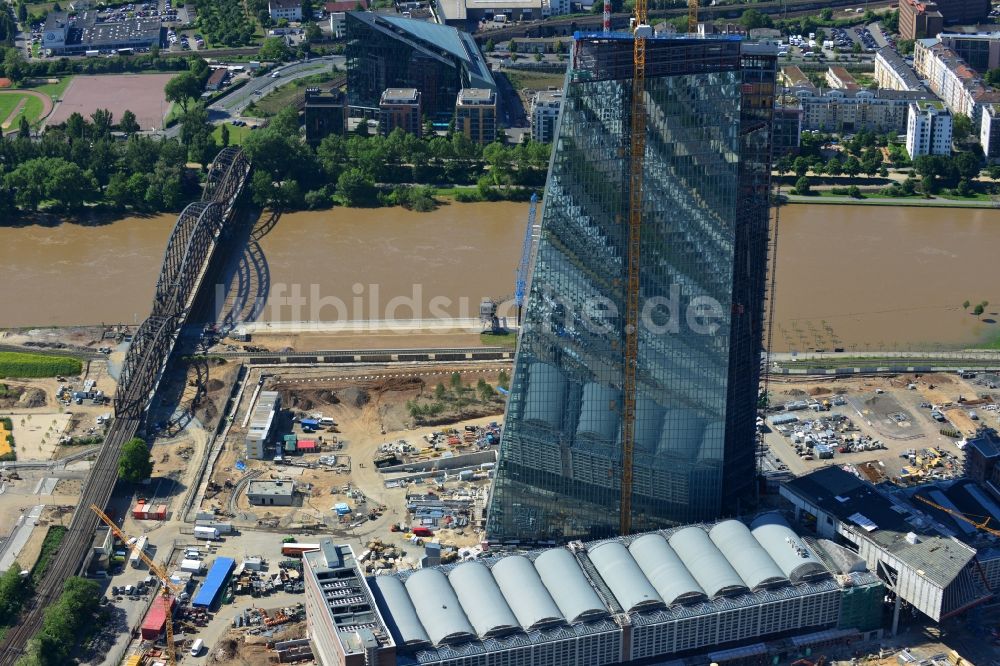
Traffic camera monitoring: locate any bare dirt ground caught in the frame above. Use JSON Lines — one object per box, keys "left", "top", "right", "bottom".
{"left": 202, "top": 363, "right": 506, "bottom": 553}
{"left": 46, "top": 73, "right": 175, "bottom": 130}
{"left": 0, "top": 326, "right": 115, "bottom": 352}
{"left": 13, "top": 505, "right": 73, "bottom": 571}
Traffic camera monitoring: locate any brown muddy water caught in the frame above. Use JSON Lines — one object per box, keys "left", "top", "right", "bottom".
{"left": 1, "top": 202, "right": 998, "bottom": 350}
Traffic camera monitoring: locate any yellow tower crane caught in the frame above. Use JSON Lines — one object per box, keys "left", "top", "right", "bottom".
{"left": 621, "top": 0, "right": 652, "bottom": 537}
{"left": 688, "top": 0, "right": 699, "bottom": 33}
{"left": 90, "top": 505, "right": 186, "bottom": 666}
{"left": 913, "top": 495, "right": 1000, "bottom": 537}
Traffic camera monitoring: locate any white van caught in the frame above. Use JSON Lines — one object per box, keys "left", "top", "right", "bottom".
{"left": 319, "top": 417, "right": 336, "bottom": 427}
{"left": 191, "top": 639, "right": 204, "bottom": 656}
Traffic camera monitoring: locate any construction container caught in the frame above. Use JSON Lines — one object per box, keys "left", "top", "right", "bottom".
{"left": 140, "top": 596, "right": 176, "bottom": 640}
{"left": 132, "top": 501, "right": 148, "bottom": 520}
{"left": 146, "top": 504, "right": 167, "bottom": 520}
{"left": 297, "top": 440, "right": 317, "bottom": 452}
{"left": 129, "top": 536, "right": 148, "bottom": 568}
{"left": 180, "top": 559, "right": 203, "bottom": 573}
{"left": 196, "top": 520, "right": 233, "bottom": 535}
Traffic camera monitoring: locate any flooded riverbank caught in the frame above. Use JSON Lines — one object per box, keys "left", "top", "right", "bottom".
{"left": 2, "top": 202, "right": 998, "bottom": 350}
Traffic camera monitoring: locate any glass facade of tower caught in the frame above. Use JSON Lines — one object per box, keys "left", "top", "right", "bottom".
{"left": 486, "top": 35, "right": 776, "bottom": 543}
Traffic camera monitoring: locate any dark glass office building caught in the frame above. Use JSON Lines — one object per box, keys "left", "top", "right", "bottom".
{"left": 486, "top": 34, "right": 777, "bottom": 543}
{"left": 345, "top": 12, "right": 495, "bottom": 119}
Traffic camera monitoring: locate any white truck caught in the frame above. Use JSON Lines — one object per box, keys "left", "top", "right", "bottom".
{"left": 129, "top": 535, "right": 148, "bottom": 568}
{"left": 193, "top": 526, "right": 220, "bottom": 540}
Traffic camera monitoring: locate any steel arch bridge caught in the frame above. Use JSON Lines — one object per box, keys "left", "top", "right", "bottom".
{"left": 0, "top": 147, "right": 252, "bottom": 666}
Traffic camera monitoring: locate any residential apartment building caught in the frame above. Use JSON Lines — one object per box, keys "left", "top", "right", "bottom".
{"left": 794, "top": 88, "right": 938, "bottom": 134}
{"left": 899, "top": 0, "right": 943, "bottom": 40}
{"left": 874, "top": 47, "right": 925, "bottom": 91}
{"left": 825, "top": 66, "right": 860, "bottom": 90}
{"left": 939, "top": 30, "right": 1000, "bottom": 72}
{"left": 906, "top": 99, "right": 953, "bottom": 156}
{"left": 529, "top": 89, "right": 562, "bottom": 143}
{"left": 914, "top": 37, "right": 1000, "bottom": 124}
{"left": 268, "top": 0, "right": 303, "bottom": 22}
{"left": 981, "top": 103, "right": 1000, "bottom": 160}
{"left": 455, "top": 88, "right": 497, "bottom": 144}
{"left": 379, "top": 88, "right": 422, "bottom": 136}
{"left": 780, "top": 65, "right": 816, "bottom": 92}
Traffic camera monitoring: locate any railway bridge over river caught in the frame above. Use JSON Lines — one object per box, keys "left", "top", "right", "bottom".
{"left": 0, "top": 147, "right": 252, "bottom": 665}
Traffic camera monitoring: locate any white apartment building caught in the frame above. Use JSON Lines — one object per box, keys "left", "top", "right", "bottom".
{"left": 530, "top": 90, "right": 562, "bottom": 143}
{"left": 268, "top": 0, "right": 303, "bottom": 22}
{"left": 874, "top": 47, "right": 925, "bottom": 91}
{"left": 906, "top": 100, "right": 953, "bottom": 157}
{"left": 981, "top": 103, "right": 1000, "bottom": 161}
{"left": 914, "top": 37, "right": 1000, "bottom": 125}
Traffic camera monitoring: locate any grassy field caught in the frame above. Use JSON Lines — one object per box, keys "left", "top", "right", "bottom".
{"left": 249, "top": 72, "right": 341, "bottom": 117}
{"left": 503, "top": 70, "right": 566, "bottom": 93}
{"left": 211, "top": 122, "right": 252, "bottom": 145}
{"left": 0, "top": 352, "right": 82, "bottom": 378}
{"left": 0, "top": 93, "right": 45, "bottom": 129}
{"left": 24, "top": 76, "right": 74, "bottom": 101}
{"left": 481, "top": 332, "right": 518, "bottom": 348}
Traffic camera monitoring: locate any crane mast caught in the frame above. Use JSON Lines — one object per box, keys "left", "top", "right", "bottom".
{"left": 620, "top": 0, "right": 649, "bottom": 537}
{"left": 91, "top": 505, "right": 184, "bottom": 666}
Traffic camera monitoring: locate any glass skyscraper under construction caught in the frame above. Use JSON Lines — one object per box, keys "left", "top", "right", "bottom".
{"left": 486, "top": 34, "right": 777, "bottom": 543}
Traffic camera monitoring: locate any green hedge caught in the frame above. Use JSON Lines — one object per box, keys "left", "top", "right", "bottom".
{"left": 31, "top": 527, "right": 68, "bottom": 585}
{"left": 0, "top": 353, "right": 82, "bottom": 379}
{"left": 0, "top": 417, "right": 14, "bottom": 462}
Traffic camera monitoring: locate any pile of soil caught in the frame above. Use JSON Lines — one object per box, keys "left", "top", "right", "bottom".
{"left": 0, "top": 383, "right": 25, "bottom": 408}
{"left": 206, "top": 378, "right": 225, "bottom": 392}
{"left": 785, "top": 388, "right": 808, "bottom": 396}
{"left": 808, "top": 387, "right": 830, "bottom": 396}
{"left": 17, "top": 388, "right": 46, "bottom": 408}
{"left": 339, "top": 387, "right": 369, "bottom": 408}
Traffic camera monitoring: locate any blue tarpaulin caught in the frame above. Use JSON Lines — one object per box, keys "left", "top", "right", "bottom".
{"left": 300, "top": 419, "right": 319, "bottom": 428}
{"left": 192, "top": 557, "right": 235, "bottom": 608}
{"left": 235, "top": 461, "right": 246, "bottom": 471}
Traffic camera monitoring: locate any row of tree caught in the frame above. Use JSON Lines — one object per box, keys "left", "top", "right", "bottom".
{"left": 20, "top": 577, "right": 102, "bottom": 666}
{"left": 241, "top": 106, "right": 552, "bottom": 209}
{"left": 1, "top": 46, "right": 192, "bottom": 84}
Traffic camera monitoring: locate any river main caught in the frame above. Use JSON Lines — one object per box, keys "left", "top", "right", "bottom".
{"left": 1, "top": 202, "right": 997, "bottom": 350}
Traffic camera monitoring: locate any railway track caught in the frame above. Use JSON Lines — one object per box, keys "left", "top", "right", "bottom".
{"left": 0, "top": 148, "right": 253, "bottom": 666}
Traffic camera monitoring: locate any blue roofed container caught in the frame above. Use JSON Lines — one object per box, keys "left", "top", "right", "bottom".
{"left": 192, "top": 557, "right": 235, "bottom": 608}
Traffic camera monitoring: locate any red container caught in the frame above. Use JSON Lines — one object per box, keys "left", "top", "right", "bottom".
{"left": 140, "top": 596, "right": 176, "bottom": 640}
{"left": 132, "top": 501, "right": 147, "bottom": 520}
{"left": 412, "top": 526, "right": 433, "bottom": 537}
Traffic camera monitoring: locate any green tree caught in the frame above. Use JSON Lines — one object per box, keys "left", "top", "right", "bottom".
{"left": 435, "top": 382, "right": 447, "bottom": 400}
{"left": 986, "top": 68, "right": 1000, "bottom": 87}
{"left": 952, "top": 113, "right": 972, "bottom": 144}
{"left": 974, "top": 303, "right": 985, "bottom": 317}
{"left": 825, "top": 157, "right": 842, "bottom": 176}
{"left": 450, "top": 371, "right": 463, "bottom": 391}
{"left": 0, "top": 562, "right": 32, "bottom": 627}
{"left": 259, "top": 37, "right": 292, "bottom": 62}
{"left": 476, "top": 378, "right": 495, "bottom": 401}
{"left": 498, "top": 370, "right": 510, "bottom": 389}
{"left": 118, "top": 109, "right": 139, "bottom": 135}
{"left": 842, "top": 156, "right": 861, "bottom": 177}
{"left": 335, "top": 167, "right": 377, "bottom": 206}
{"left": 847, "top": 185, "right": 862, "bottom": 198}
{"left": 485, "top": 38, "right": 495, "bottom": 52}
{"left": 820, "top": 8, "right": 833, "bottom": 20}
{"left": 164, "top": 71, "right": 203, "bottom": 113}
{"left": 740, "top": 8, "right": 772, "bottom": 30}
{"left": 793, "top": 156, "right": 810, "bottom": 178}
{"left": 18, "top": 3, "right": 27, "bottom": 23}
{"left": 17, "top": 115, "right": 29, "bottom": 139}
{"left": 118, "top": 437, "right": 153, "bottom": 483}
{"left": 954, "top": 151, "right": 981, "bottom": 181}
{"left": 988, "top": 165, "right": 1000, "bottom": 180}
{"left": 794, "top": 176, "right": 812, "bottom": 195}
{"left": 963, "top": 300, "right": 970, "bottom": 310}
{"left": 305, "top": 22, "right": 322, "bottom": 42}
{"left": 90, "top": 108, "right": 113, "bottom": 137}
{"left": 897, "top": 39, "right": 914, "bottom": 55}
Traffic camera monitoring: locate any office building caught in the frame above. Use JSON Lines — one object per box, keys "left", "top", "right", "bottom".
{"left": 435, "top": 0, "right": 570, "bottom": 25}
{"left": 907, "top": 99, "right": 953, "bottom": 155}
{"left": 455, "top": 88, "right": 497, "bottom": 144}
{"left": 794, "top": 88, "right": 939, "bottom": 134}
{"left": 874, "top": 48, "right": 926, "bottom": 92}
{"left": 773, "top": 103, "right": 803, "bottom": 156}
{"left": 246, "top": 390, "right": 280, "bottom": 460}
{"left": 379, "top": 88, "right": 422, "bottom": 137}
{"left": 963, "top": 428, "right": 1000, "bottom": 487}
{"left": 914, "top": 37, "right": 1000, "bottom": 123}
{"left": 348, "top": 515, "right": 883, "bottom": 666}
{"left": 486, "top": 35, "right": 777, "bottom": 542}
{"left": 247, "top": 480, "right": 296, "bottom": 506}
{"left": 302, "top": 542, "right": 396, "bottom": 666}
{"left": 782, "top": 466, "right": 1000, "bottom": 625}
{"left": 899, "top": 0, "right": 944, "bottom": 40}
{"left": 900, "top": 0, "right": 988, "bottom": 40}
{"left": 304, "top": 87, "right": 347, "bottom": 145}
{"left": 529, "top": 90, "right": 562, "bottom": 143}
{"left": 939, "top": 30, "right": 1000, "bottom": 72}
{"left": 345, "top": 12, "right": 495, "bottom": 119}
{"left": 268, "top": 0, "right": 303, "bottom": 22}
{"left": 41, "top": 10, "right": 162, "bottom": 55}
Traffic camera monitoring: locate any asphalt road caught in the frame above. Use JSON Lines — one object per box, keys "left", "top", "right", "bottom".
{"left": 161, "top": 55, "right": 344, "bottom": 139}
